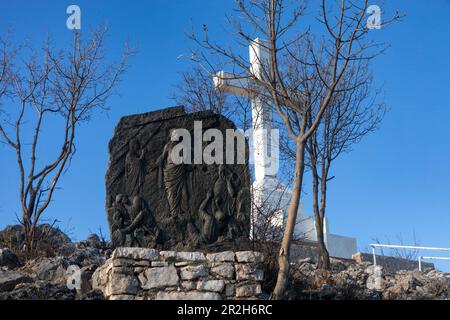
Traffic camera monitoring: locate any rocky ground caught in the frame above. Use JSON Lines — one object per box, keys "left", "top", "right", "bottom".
{"left": 0, "top": 225, "right": 109, "bottom": 300}
{"left": 0, "top": 225, "right": 449, "bottom": 300}
{"left": 288, "top": 257, "right": 450, "bottom": 300}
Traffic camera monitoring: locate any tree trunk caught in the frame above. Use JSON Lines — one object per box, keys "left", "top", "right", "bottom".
{"left": 311, "top": 169, "right": 330, "bottom": 270}
{"left": 272, "top": 139, "right": 306, "bottom": 299}
{"left": 22, "top": 191, "right": 37, "bottom": 259}
{"left": 316, "top": 220, "right": 330, "bottom": 269}
{"left": 317, "top": 165, "right": 330, "bottom": 269}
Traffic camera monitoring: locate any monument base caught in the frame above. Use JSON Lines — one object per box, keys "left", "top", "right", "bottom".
{"left": 92, "top": 248, "right": 264, "bottom": 300}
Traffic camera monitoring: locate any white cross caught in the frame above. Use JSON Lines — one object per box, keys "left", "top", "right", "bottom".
{"left": 213, "top": 38, "right": 278, "bottom": 182}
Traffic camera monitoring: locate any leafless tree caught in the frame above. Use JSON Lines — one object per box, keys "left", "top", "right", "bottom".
{"left": 188, "top": 0, "right": 400, "bottom": 298}
{"left": 0, "top": 27, "right": 131, "bottom": 258}
{"left": 0, "top": 33, "right": 16, "bottom": 108}
{"left": 173, "top": 64, "right": 253, "bottom": 131}
{"left": 251, "top": 175, "right": 314, "bottom": 292}
{"left": 173, "top": 65, "right": 228, "bottom": 115}
{"left": 305, "top": 60, "right": 386, "bottom": 270}
{"left": 173, "top": 65, "right": 309, "bottom": 291}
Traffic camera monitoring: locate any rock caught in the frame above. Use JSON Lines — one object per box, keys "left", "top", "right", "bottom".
{"left": 86, "top": 234, "right": 102, "bottom": 248}
{"left": 196, "top": 280, "right": 225, "bottom": 293}
{"left": 0, "top": 270, "right": 32, "bottom": 292}
{"left": 36, "top": 224, "right": 72, "bottom": 244}
{"left": 206, "top": 252, "right": 235, "bottom": 263}
{"left": 211, "top": 263, "right": 235, "bottom": 279}
{"left": 298, "top": 261, "right": 316, "bottom": 273}
{"left": 68, "top": 247, "right": 106, "bottom": 267}
{"left": 235, "top": 251, "right": 264, "bottom": 263}
{"left": 159, "top": 252, "right": 180, "bottom": 260}
{"left": 0, "top": 225, "right": 24, "bottom": 246}
{"left": 0, "top": 245, "right": 269, "bottom": 300}
{"left": 91, "top": 259, "right": 113, "bottom": 292}
{"left": 64, "top": 241, "right": 79, "bottom": 250}
{"left": 113, "top": 259, "right": 151, "bottom": 268}
{"left": 0, "top": 224, "right": 71, "bottom": 256}
{"left": 175, "top": 262, "right": 189, "bottom": 267}
{"left": 0, "top": 280, "right": 75, "bottom": 300}
{"left": 151, "top": 261, "right": 169, "bottom": 267}
{"left": 76, "top": 266, "right": 94, "bottom": 295}
{"left": 109, "top": 294, "right": 135, "bottom": 300}
{"left": 366, "top": 265, "right": 383, "bottom": 275}
{"left": 156, "top": 291, "right": 221, "bottom": 300}
{"left": 25, "top": 257, "right": 69, "bottom": 284}
{"left": 0, "top": 248, "right": 20, "bottom": 269}
{"left": 426, "top": 270, "right": 448, "bottom": 279}
{"left": 235, "top": 284, "right": 262, "bottom": 298}
{"left": 0, "top": 240, "right": 112, "bottom": 300}
{"left": 225, "top": 284, "right": 235, "bottom": 297}
{"left": 235, "top": 264, "right": 264, "bottom": 281}
{"left": 78, "top": 289, "right": 105, "bottom": 300}
{"left": 106, "top": 271, "right": 139, "bottom": 296}
{"left": 0, "top": 224, "right": 70, "bottom": 245}
{"left": 330, "top": 258, "right": 349, "bottom": 272}
{"left": 320, "top": 284, "right": 338, "bottom": 299}
{"left": 382, "top": 270, "right": 449, "bottom": 300}
{"left": 179, "top": 265, "right": 208, "bottom": 280}
{"left": 139, "top": 265, "right": 179, "bottom": 289}
{"left": 366, "top": 265, "right": 384, "bottom": 291}
{"left": 290, "top": 257, "right": 450, "bottom": 300}
{"left": 134, "top": 267, "right": 145, "bottom": 274}
{"left": 295, "top": 257, "right": 312, "bottom": 265}
{"left": 112, "top": 247, "right": 159, "bottom": 261}
{"left": 160, "top": 251, "right": 206, "bottom": 262}
{"left": 181, "top": 281, "right": 196, "bottom": 290}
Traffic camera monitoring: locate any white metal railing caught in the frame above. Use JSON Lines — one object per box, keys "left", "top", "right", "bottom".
{"left": 369, "top": 244, "right": 450, "bottom": 271}
{"left": 418, "top": 256, "right": 450, "bottom": 271}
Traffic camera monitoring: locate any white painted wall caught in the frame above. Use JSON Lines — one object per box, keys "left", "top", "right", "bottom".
{"left": 326, "top": 233, "right": 358, "bottom": 259}
{"left": 251, "top": 177, "right": 358, "bottom": 259}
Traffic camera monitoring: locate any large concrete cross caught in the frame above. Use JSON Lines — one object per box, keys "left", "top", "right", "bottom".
{"left": 213, "top": 38, "right": 278, "bottom": 182}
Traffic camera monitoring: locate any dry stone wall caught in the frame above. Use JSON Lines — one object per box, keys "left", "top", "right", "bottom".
{"left": 92, "top": 248, "right": 264, "bottom": 300}
{"left": 352, "top": 252, "right": 434, "bottom": 274}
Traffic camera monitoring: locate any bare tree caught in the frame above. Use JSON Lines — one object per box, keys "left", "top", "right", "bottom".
{"left": 0, "top": 27, "right": 131, "bottom": 258}
{"left": 305, "top": 59, "right": 386, "bottom": 270}
{"left": 173, "top": 64, "right": 253, "bottom": 131}
{"left": 0, "top": 33, "right": 15, "bottom": 110}
{"left": 188, "top": 0, "right": 400, "bottom": 298}
{"left": 173, "top": 65, "right": 228, "bottom": 114}
{"left": 251, "top": 180, "right": 313, "bottom": 292}
{"left": 173, "top": 64, "right": 308, "bottom": 292}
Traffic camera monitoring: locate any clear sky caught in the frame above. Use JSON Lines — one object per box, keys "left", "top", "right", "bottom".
{"left": 0, "top": 1, "right": 449, "bottom": 269}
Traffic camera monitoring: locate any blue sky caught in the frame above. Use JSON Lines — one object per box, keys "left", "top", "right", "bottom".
{"left": 0, "top": 1, "right": 449, "bottom": 269}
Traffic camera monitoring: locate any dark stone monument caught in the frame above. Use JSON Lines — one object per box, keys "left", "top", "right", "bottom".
{"left": 105, "top": 106, "right": 251, "bottom": 251}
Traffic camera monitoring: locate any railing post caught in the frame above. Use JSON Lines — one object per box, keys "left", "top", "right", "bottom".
{"left": 418, "top": 256, "right": 422, "bottom": 272}
{"left": 372, "top": 246, "right": 377, "bottom": 266}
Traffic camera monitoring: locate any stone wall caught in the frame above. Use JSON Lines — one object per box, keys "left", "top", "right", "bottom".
{"left": 352, "top": 252, "right": 434, "bottom": 274}
{"left": 92, "top": 248, "right": 264, "bottom": 300}
{"left": 290, "top": 241, "right": 319, "bottom": 263}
